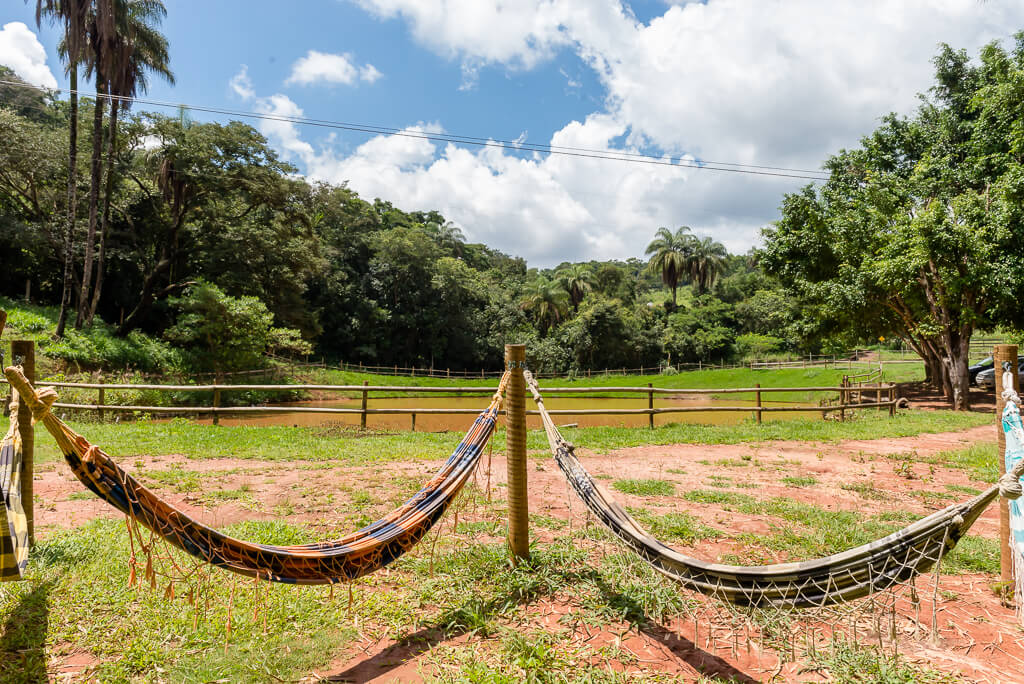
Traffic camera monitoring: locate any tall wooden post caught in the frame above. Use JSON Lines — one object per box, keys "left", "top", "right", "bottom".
{"left": 647, "top": 382, "right": 654, "bottom": 429}
{"left": 11, "top": 340, "right": 34, "bottom": 546}
{"left": 505, "top": 343, "right": 529, "bottom": 562}
{"left": 360, "top": 380, "right": 368, "bottom": 430}
{"left": 996, "top": 343, "right": 1019, "bottom": 585}
{"left": 755, "top": 383, "right": 762, "bottom": 425}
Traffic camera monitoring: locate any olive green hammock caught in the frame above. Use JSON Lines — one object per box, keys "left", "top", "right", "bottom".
{"left": 3, "top": 365, "right": 509, "bottom": 585}
{"left": 525, "top": 371, "right": 1024, "bottom": 609}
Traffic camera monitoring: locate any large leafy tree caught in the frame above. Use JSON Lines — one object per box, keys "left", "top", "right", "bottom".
{"left": 645, "top": 226, "right": 694, "bottom": 306}
{"left": 115, "top": 115, "right": 297, "bottom": 334}
{"left": 763, "top": 38, "right": 1024, "bottom": 410}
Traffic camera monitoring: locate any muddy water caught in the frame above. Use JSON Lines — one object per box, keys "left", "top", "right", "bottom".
{"left": 212, "top": 395, "right": 824, "bottom": 431}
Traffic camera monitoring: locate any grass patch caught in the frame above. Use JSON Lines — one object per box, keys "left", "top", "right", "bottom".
{"left": 946, "top": 483, "right": 982, "bottom": 496}
{"left": 929, "top": 443, "right": 999, "bottom": 483}
{"left": 627, "top": 508, "right": 720, "bottom": 545}
{"left": 683, "top": 490, "right": 755, "bottom": 507}
{"left": 840, "top": 481, "right": 887, "bottom": 500}
{"left": 611, "top": 479, "right": 675, "bottom": 497}
{"left": 781, "top": 475, "right": 818, "bottom": 487}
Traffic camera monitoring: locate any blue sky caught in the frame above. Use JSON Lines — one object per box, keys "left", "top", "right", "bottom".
{"left": 3, "top": 1, "right": 1024, "bottom": 266}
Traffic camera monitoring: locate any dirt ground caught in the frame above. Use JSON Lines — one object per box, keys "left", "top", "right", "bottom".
{"left": 33, "top": 415, "right": 1024, "bottom": 683}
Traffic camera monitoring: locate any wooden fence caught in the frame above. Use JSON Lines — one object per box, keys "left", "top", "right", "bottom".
{"left": 1, "top": 378, "right": 900, "bottom": 430}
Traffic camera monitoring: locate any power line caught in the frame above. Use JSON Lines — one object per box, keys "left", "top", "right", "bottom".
{"left": 0, "top": 78, "right": 832, "bottom": 181}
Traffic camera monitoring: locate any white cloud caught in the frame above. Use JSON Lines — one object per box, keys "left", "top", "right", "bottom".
{"left": 285, "top": 50, "right": 382, "bottom": 86}
{"left": 229, "top": 65, "right": 255, "bottom": 100}
{"left": 0, "top": 22, "right": 58, "bottom": 89}
{"left": 351, "top": 0, "right": 573, "bottom": 68}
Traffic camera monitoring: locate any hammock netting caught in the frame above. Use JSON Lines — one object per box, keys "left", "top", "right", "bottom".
{"left": 3, "top": 365, "right": 509, "bottom": 585}
{"left": 525, "top": 371, "right": 1024, "bottom": 609}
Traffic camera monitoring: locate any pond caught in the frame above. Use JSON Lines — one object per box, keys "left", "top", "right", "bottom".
{"left": 210, "top": 394, "right": 828, "bottom": 431}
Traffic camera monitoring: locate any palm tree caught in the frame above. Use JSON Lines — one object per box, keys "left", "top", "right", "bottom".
{"left": 558, "top": 263, "right": 595, "bottom": 312}
{"left": 645, "top": 226, "right": 695, "bottom": 307}
{"left": 519, "top": 278, "right": 569, "bottom": 337}
{"left": 34, "top": 0, "right": 90, "bottom": 337}
{"left": 689, "top": 236, "right": 728, "bottom": 295}
{"left": 86, "top": 0, "right": 173, "bottom": 324}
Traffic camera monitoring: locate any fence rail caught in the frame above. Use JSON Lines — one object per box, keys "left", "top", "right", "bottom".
{"left": 7, "top": 378, "right": 900, "bottom": 430}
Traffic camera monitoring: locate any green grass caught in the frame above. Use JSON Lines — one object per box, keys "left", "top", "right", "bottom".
{"left": 781, "top": 475, "right": 818, "bottom": 487}
{"left": 313, "top": 363, "right": 921, "bottom": 402}
{"left": 627, "top": 508, "right": 720, "bottom": 544}
{"left": 840, "top": 481, "right": 888, "bottom": 500}
{"left": 611, "top": 479, "right": 675, "bottom": 497}
{"left": 15, "top": 409, "right": 983, "bottom": 468}
{"left": 928, "top": 442, "right": 999, "bottom": 483}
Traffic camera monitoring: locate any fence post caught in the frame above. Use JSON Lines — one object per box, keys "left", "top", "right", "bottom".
{"left": 212, "top": 387, "right": 221, "bottom": 426}
{"left": 97, "top": 379, "right": 105, "bottom": 423}
{"left": 11, "top": 339, "right": 34, "bottom": 546}
{"left": 360, "top": 380, "right": 368, "bottom": 430}
{"left": 755, "top": 383, "right": 762, "bottom": 425}
{"left": 996, "top": 343, "right": 1019, "bottom": 588}
{"left": 505, "top": 343, "right": 529, "bottom": 562}
{"left": 647, "top": 382, "right": 654, "bottom": 429}
{"left": 411, "top": 413, "right": 416, "bottom": 432}
{"left": 889, "top": 384, "right": 896, "bottom": 418}
{"left": 840, "top": 376, "right": 847, "bottom": 422}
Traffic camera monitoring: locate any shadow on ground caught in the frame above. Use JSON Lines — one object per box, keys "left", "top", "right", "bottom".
{"left": 0, "top": 580, "right": 52, "bottom": 684}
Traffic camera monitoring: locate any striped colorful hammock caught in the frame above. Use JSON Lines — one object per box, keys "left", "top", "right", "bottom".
{"left": 3, "top": 365, "right": 508, "bottom": 585}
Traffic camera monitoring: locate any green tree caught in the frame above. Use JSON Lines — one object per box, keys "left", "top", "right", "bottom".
{"left": 164, "top": 281, "right": 279, "bottom": 373}
{"left": 519, "top": 277, "right": 569, "bottom": 337}
{"left": 645, "top": 226, "right": 694, "bottom": 307}
{"left": 86, "top": 0, "right": 174, "bottom": 324}
{"left": 763, "top": 38, "right": 1024, "bottom": 410}
{"left": 688, "top": 236, "right": 728, "bottom": 295}
{"left": 558, "top": 263, "right": 595, "bottom": 312}
{"left": 33, "top": 0, "right": 90, "bottom": 337}
{"left": 116, "top": 115, "right": 296, "bottom": 334}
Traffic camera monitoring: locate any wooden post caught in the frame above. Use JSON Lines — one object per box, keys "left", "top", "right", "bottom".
{"left": 840, "top": 376, "right": 847, "bottom": 422}
{"left": 888, "top": 384, "right": 896, "bottom": 417}
{"left": 505, "top": 343, "right": 529, "bottom": 562}
{"left": 996, "top": 343, "right": 1019, "bottom": 586}
{"left": 647, "top": 382, "right": 654, "bottom": 429}
{"left": 212, "top": 387, "right": 221, "bottom": 426}
{"left": 360, "top": 380, "right": 368, "bottom": 430}
{"left": 411, "top": 413, "right": 416, "bottom": 432}
{"left": 11, "top": 340, "right": 34, "bottom": 546}
{"left": 97, "top": 380, "right": 105, "bottom": 423}
{"left": 755, "top": 383, "right": 762, "bottom": 425}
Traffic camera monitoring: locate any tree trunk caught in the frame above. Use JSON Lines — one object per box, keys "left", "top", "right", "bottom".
{"left": 943, "top": 341, "right": 971, "bottom": 411}
{"left": 76, "top": 83, "right": 106, "bottom": 328}
{"left": 88, "top": 96, "right": 118, "bottom": 325}
{"left": 56, "top": 65, "right": 79, "bottom": 339}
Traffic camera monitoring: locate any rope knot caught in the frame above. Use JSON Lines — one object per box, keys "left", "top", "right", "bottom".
{"left": 999, "top": 472, "right": 1024, "bottom": 500}
{"left": 30, "top": 386, "right": 58, "bottom": 425}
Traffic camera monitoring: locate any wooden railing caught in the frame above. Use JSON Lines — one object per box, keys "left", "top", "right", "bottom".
{"left": 1, "top": 379, "right": 900, "bottom": 430}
